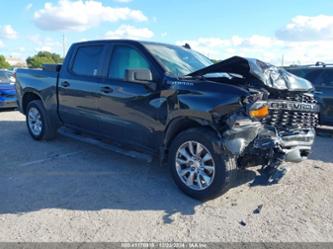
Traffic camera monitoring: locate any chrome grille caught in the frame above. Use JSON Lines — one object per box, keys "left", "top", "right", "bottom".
{"left": 284, "top": 94, "right": 317, "bottom": 104}
{"left": 263, "top": 93, "right": 319, "bottom": 130}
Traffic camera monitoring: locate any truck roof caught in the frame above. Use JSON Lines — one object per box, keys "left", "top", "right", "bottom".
{"left": 71, "top": 39, "right": 185, "bottom": 49}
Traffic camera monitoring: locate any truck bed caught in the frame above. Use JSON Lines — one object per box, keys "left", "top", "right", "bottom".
{"left": 15, "top": 68, "right": 60, "bottom": 115}
{"left": 16, "top": 68, "right": 59, "bottom": 90}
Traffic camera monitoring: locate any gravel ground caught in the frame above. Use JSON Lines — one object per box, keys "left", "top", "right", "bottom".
{"left": 1, "top": 110, "right": 333, "bottom": 242}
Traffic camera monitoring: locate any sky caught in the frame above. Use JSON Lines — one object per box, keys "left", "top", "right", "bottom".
{"left": 1, "top": 0, "right": 333, "bottom": 65}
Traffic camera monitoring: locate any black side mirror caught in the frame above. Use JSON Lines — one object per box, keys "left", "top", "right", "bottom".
{"left": 125, "top": 69, "right": 153, "bottom": 82}
{"left": 125, "top": 69, "right": 156, "bottom": 91}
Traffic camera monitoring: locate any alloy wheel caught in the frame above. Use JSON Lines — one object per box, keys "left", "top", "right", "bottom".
{"left": 28, "top": 107, "right": 43, "bottom": 136}
{"left": 175, "top": 141, "right": 216, "bottom": 190}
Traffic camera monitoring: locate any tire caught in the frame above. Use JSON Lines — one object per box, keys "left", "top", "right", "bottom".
{"left": 168, "top": 127, "right": 237, "bottom": 200}
{"left": 26, "top": 100, "right": 57, "bottom": 141}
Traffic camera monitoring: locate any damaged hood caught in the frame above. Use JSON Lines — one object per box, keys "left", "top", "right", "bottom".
{"left": 189, "top": 56, "right": 313, "bottom": 91}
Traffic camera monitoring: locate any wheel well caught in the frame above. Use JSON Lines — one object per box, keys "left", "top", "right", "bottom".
{"left": 164, "top": 118, "right": 218, "bottom": 150}
{"left": 22, "top": 92, "right": 41, "bottom": 114}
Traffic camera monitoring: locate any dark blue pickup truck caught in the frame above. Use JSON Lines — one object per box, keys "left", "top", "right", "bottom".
{"left": 285, "top": 64, "right": 333, "bottom": 126}
{"left": 16, "top": 40, "right": 319, "bottom": 199}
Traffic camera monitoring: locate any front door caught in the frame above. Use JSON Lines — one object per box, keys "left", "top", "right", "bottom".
{"left": 97, "top": 44, "right": 163, "bottom": 150}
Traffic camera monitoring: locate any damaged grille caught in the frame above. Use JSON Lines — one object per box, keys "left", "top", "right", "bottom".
{"left": 263, "top": 93, "right": 319, "bottom": 130}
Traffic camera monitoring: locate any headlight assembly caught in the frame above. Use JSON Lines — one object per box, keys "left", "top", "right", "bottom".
{"left": 248, "top": 101, "right": 269, "bottom": 119}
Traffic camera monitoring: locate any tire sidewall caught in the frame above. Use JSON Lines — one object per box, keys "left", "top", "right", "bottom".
{"left": 168, "top": 128, "right": 228, "bottom": 200}
{"left": 26, "top": 101, "right": 46, "bottom": 140}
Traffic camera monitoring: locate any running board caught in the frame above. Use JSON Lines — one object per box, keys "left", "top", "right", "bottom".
{"left": 58, "top": 127, "right": 153, "bottom": 163}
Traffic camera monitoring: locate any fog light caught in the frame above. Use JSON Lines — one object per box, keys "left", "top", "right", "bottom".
{"left": 249, "top": 105, "right": 269, "bottom": 119}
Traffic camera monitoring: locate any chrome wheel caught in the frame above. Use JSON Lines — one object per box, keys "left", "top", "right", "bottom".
{"left": 28, "top": 107, "right": 43, "bottom": 136}
{"left": 175, "top": 141, "right": 216, "bottom": 191}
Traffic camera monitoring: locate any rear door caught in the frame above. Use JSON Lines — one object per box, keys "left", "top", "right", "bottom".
{"left": 58, "top": 43, "right": 107, "bottom": 133}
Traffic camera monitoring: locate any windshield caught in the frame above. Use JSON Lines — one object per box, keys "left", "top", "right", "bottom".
{"left": 0, "top": 71, "right": 15, "bottom": 84}
{"left": 144, "top": 43, "right": 213, "bottom": 76}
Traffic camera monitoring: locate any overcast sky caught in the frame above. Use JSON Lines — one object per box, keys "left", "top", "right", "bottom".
{"left": 1, "top": 0, "right": 333, "bottom": 65}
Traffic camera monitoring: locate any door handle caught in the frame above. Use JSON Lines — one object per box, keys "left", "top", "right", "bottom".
{"left": 100, "top": 86, "right": 113, "bottom": 94}
{"left": 61, "top": 81, "right": 70, "bottom": 87}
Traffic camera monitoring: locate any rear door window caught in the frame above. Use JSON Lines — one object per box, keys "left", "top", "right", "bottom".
{"left": 72, "top": 45, "right": 104, "bottom": 77}
{"left": 108, "top": 46, "right": 150, "bottom": 80}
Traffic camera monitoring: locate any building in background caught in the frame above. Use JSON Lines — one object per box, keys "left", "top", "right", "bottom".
{"left": 5, "top": 56, "right": 27, "bottom": 68}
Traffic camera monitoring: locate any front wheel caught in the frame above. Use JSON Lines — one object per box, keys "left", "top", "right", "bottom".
{"left": 168, "top": 127, "right": 236, "bottom": 200}
{"left": 26, "top": 100, "right": 57, "bottom": 140}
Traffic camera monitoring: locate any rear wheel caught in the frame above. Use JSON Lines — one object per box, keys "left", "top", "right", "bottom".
{"left": 168, "top": 127, "right": 236, "bottom": 200}
{"left": 26, "top": 100, "right": 57, "bottom": 140}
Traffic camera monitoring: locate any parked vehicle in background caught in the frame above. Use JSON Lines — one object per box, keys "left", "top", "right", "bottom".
{"left": 0, "top": 70, "right": 17, "bottom": 109}
{"left": 16, "top": 40, "right": 319, "bottom": 200}
{"left": 285, "top": 63, "right": 333, "bottom": 126}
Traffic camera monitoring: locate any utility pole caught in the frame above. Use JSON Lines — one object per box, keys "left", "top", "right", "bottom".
{"left": 281, "top": 54, "right": 285, "bottom": 66}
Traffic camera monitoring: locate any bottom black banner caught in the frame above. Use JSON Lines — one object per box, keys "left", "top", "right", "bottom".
{"left": 0, "top": 243, "right": 332, "bottom": 249}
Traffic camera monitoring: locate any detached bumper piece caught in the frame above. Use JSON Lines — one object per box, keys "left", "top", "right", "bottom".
{"left": 279, "top": 128, "right": 315, "bottom": 163}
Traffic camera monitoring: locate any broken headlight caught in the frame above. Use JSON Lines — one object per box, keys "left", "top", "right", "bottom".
{"left": 242, "top": 91, "right": 264, "bottom": 105}
{"left": 242, "top": 93, "right": 269, "bottom": 119}
{"left": 248, "top": 101, "right": 269, "bottom": 119}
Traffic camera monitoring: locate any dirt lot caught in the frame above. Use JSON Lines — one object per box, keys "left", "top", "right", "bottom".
{"left": 1, "top": 110, "right": 333, "bottom": 242}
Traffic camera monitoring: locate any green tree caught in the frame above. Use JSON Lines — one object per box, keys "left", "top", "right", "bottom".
{"left": 0, "top": 55, "right": 10, "bottom": 69}
{"left": 26, "top": 51, "right": 63, "bottom": 68}
{"left": 211, "top": 59, "right": 221, "bottom": 64}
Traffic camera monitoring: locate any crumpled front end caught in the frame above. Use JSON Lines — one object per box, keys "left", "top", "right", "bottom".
{"left": 221, "top": 92, "right": 318, "bottom": 171}
{"left": 191, "top": 55, "right": 319, "bottom": 171}
{"left": 262, "top": 92, "right": 318, "bottom": 163}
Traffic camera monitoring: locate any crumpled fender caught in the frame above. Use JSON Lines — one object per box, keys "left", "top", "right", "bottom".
{"left": 222, "top": 113, "right": 262, "bottom": 156}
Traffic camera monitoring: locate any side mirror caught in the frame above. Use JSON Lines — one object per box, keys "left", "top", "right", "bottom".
{"left": 125, "top": 69, "right": 153, "bottom": 82}
{"left": 125, "top": 69, "right": 156, "bottom": 91}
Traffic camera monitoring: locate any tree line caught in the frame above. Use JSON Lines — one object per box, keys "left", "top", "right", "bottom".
{"left": 0, "top": 51, "right": 63, "bottom": 69}
{"left": 0, "top": 51, "right": 221, "bottom": 70}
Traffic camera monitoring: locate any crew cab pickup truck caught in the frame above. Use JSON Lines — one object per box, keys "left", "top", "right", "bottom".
{"left": 16, "top": 40, "right": 319, "bottom": 200}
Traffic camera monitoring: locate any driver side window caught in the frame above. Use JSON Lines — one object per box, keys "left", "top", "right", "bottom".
{"left": 108, "top": 46, "right": 150, "bottom": 80}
